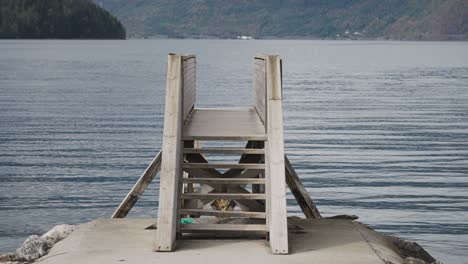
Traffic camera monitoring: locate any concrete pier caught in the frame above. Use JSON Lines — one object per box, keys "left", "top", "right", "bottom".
{"left": 36, "top": 218, "right": 406, "bottom": 264}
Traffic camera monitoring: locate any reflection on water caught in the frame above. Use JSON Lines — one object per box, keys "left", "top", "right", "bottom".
{"left": 0, "top": 40, "right": 467, "bottom": 263}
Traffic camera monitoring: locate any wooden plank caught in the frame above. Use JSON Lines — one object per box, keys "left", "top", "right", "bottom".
{"left": 180, "top": 224, "right": 267, "bottom": 232}
{"left": 182, "top": 55, "right": 196, "bottom": 121}
{"left": 181, "top": 178, "right": 265, "bottom": 184}
{"left": 111, "top": 151, "right": 162, "bottom": 218}
{"left": 183, "top": 163, "right": 265, "bottom": 169}
{"left": 182, "top": 68, "right": 195, "bottom": 75}
{"left": 183, "top": 167, "right": 224, "bottom": 179}
{"left": 183, "top": 61, "right": 195, "bottom": 67}
{"left": 179, "top": 209, "right": 266, "bottom": 219}
{"left": 264, "top": 55, "right": 289, "bottom": 254}
{"left": 182, "top": 108, "right": 266, "bottom": 140}
{"left": 226, "top": 185, "right": 265, "bottom": 212}
{"left": 183, "top": 148, "right": 264, "bottom": 154}
{"left": 231, "top": 169, "right": 263, "bottom": 179}
{"left": 253, "top": 58, "right": 266, "bottom": 123}
{"left": 285, "top": 155, "right": 322, "bottom": 219}
{"left": 181, "top": 193, "right": 266, "bottom": 200}
{"left": 155, "top": 54, "right": 183, "bottom": 252}
{"left": 182, "top": 135, "right": 267, "bottom": 141}
{"left": 221, "top": 141, "right": 264, "bottom": 179}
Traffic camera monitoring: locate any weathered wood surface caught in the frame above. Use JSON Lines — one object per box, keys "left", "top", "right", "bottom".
{"left": 111, "top": 153, "right": 321, "bottom": 220}
{"left": 179, "top": 209, "right": 266, "bottom": 218}
{"left": 183, "top": 153, "right": 266, "bottom": 212}
{"left": 181, "top": 178, "right": 265, "bottom": 184}
{"left": 182, "top": 141, "right": 195, "bottom": 212}
{"left": 155, "top": 54, "right": 184, "bottom": 252}
{"left": 179, "top": 224, "right": 267, "bottom": 232}
{"left": 182, "top": 55, "right": 196, "bottom": 121}
{"left": 220, "top": 141, "right": 264, "bottom": 179}
{"left": 253, "top": 57, "right": 266, "bottom": 124}
{"left": 111, "top": 151, "right": 162, "bottom": 218}
{"left": 182, "top": 163, "right": 265, "bottom": 169}
{"left": 183, "top": 148, "right": 265, "bottom": 154}
{"left": 181, "top": 193, "right": 266, "bottom": 200}
{"left": 285, "top": 155, "right": 322, "bottom": 219}
{"left": 109, "top": 53, "right": 323, "bottom": 255}
{"left": 264, "top": 55, "right": 289, "bottom": 254}
{"left": 110, "top": 154, "right": 320, "bottom": 217}
{"left": 182, "top": 108, "right": 266, "bottom": 140}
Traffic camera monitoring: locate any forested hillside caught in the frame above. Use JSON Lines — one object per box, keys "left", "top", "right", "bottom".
{"left": 0, "top": 0, "right": 125, "bottom": 39}
{"left": 95, "top": 0, "right": 467, "bottom": 40}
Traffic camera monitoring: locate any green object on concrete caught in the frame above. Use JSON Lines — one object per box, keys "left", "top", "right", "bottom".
{"left": 180, "top": 218, "right": 194, "bottom": 224}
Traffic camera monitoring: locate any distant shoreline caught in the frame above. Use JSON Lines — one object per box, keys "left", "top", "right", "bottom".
{"left": 131, "top": 34, "right": 468, "bottom": 41}
{"left": 1, "top": 38, "right": 466, "bottom": 42}
{"left": 1, "top": 0, "right": 125, "bottom": 40}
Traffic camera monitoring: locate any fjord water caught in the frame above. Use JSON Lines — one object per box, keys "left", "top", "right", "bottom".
{"left": 0, "top": 40, "right": 467, "bottom": 263}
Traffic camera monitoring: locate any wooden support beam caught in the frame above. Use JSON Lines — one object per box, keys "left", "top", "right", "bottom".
{"left": 155, "top": 54, "right": 184, "bottom": 252}
{"left": 285, "top": 155, "right": 321, "bottom": 219}
{"left": 111, "top": 151, "right": 162, "bottom": 218}
{"left": 264, "top": 55, "right": 289, "bottom": 254}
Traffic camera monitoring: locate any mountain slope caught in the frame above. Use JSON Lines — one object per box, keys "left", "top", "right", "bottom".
{"left": 96, "top": 0, "right": 467, "bottom": 40}
{"left": 0, "top": 0, "right": 125, "bottom": 39}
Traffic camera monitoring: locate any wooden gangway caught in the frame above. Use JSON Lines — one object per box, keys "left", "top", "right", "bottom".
{"left": 112, "top": 54, "right": 321, "bottom": 255}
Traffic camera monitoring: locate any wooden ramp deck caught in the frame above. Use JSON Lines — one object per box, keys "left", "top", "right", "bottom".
{"left": 183, "top": 108, "right": 266, "bottom": 140}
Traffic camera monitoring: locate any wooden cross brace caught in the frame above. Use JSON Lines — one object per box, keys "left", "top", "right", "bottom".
{"left": 182, "top": 145, "right": 266, "bottom": 213}
{"left": 111, "top": 145, "right": 321, "bottom": 219}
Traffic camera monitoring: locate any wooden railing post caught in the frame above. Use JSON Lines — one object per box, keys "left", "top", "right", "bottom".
{"left": 264, "top": 55, "right": 289, "bottom": 254}
{"left": 155, "top": 54, "right": 184, "bottom": 252}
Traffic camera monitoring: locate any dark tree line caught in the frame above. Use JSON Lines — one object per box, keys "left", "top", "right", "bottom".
{"left": 0, "top": 0, "right": 126, "bottom": 39}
